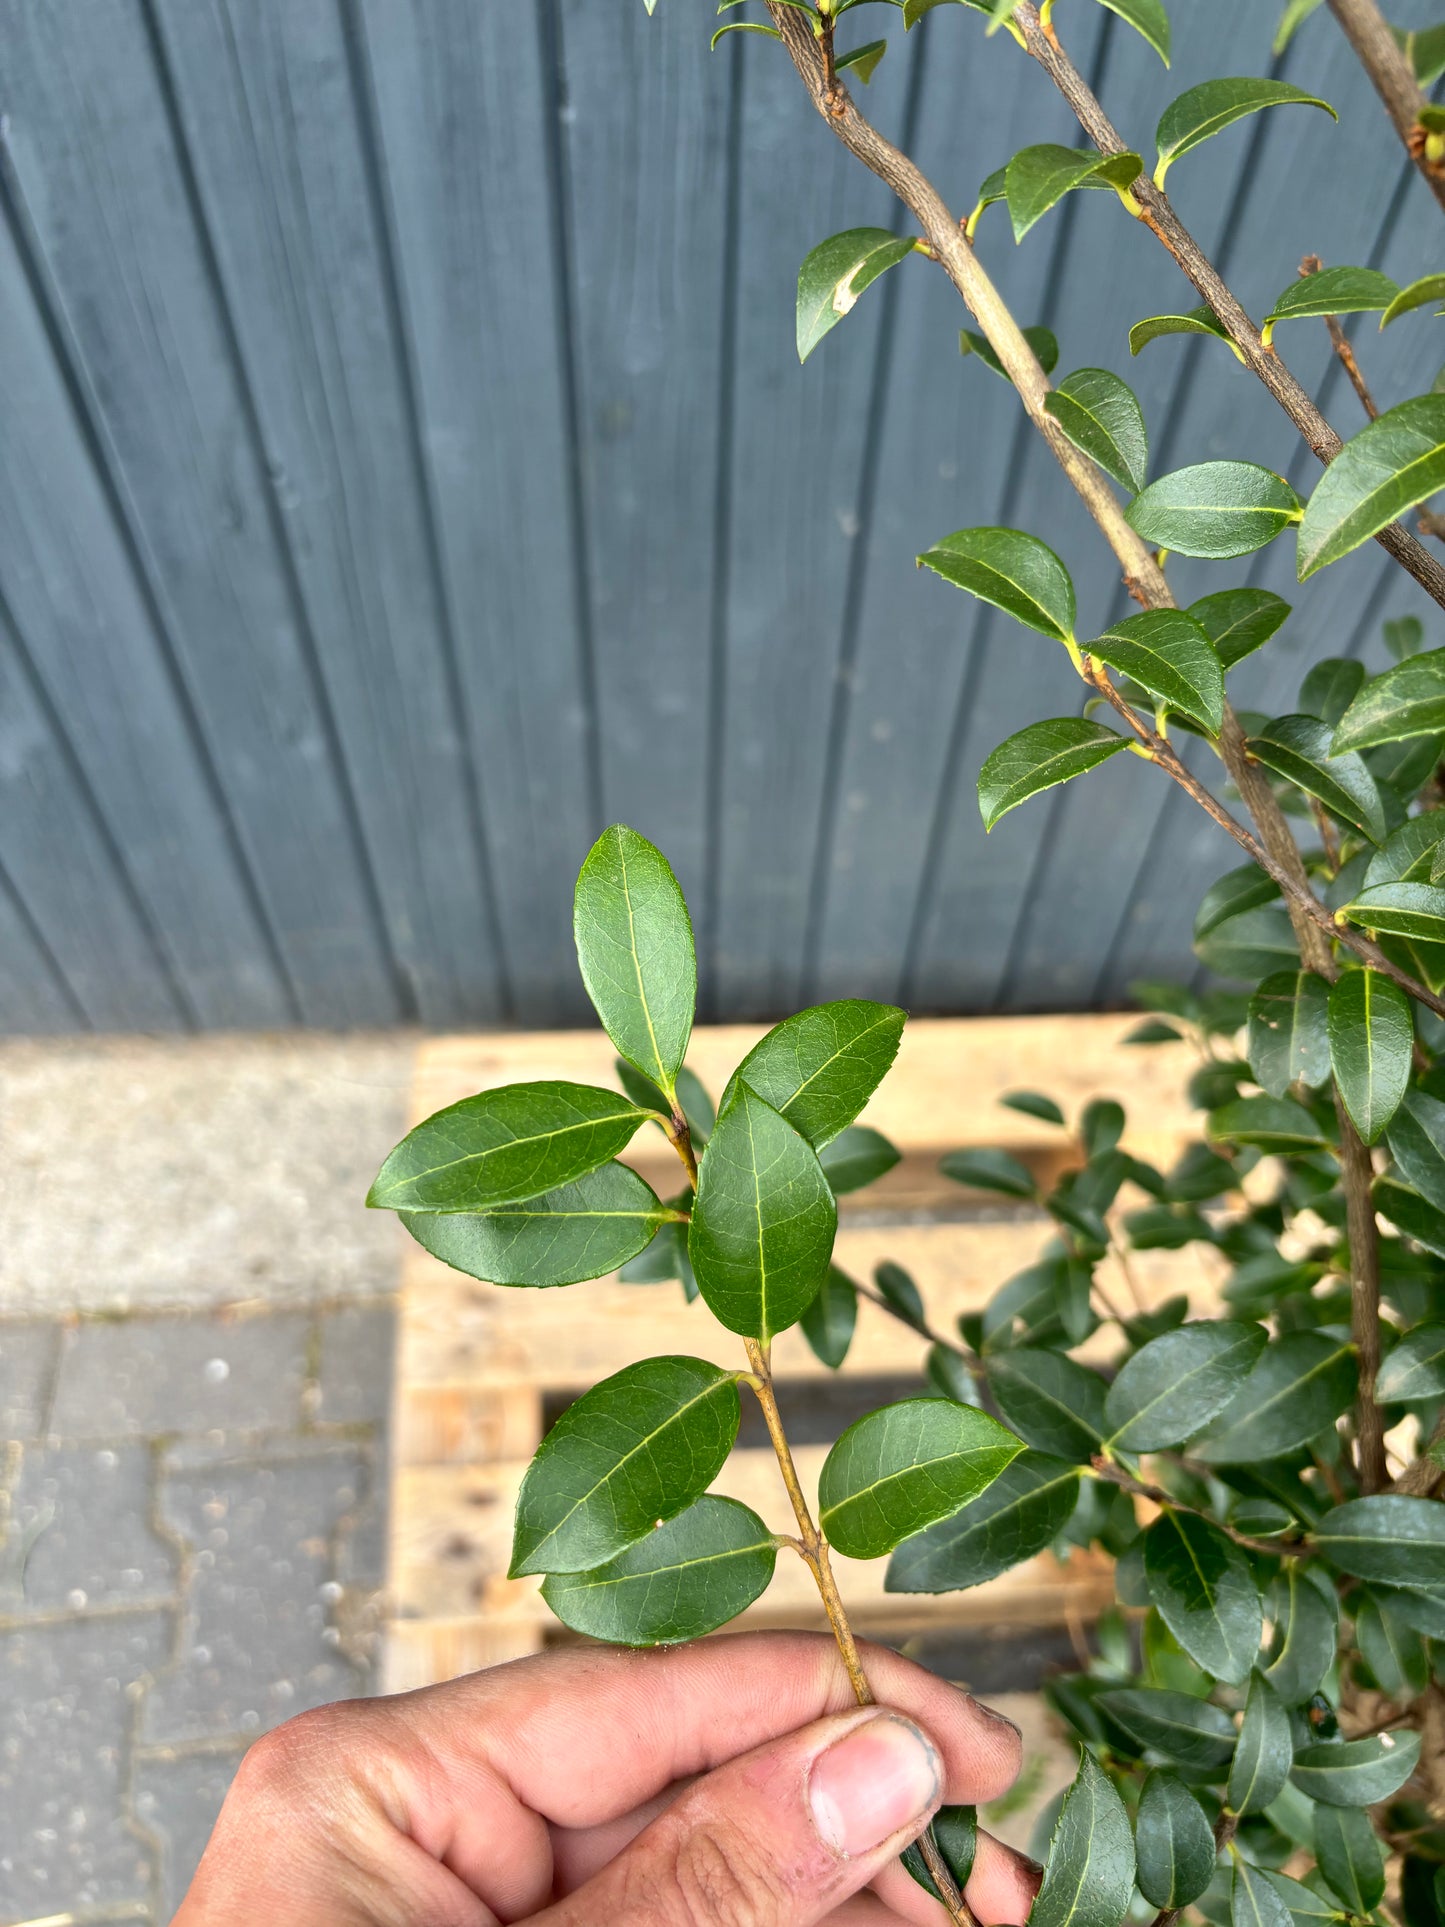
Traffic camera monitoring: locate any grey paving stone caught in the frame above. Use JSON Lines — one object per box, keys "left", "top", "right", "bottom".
{"left": 48, "top": 1312, "right": 310, "bottom": 1442}
{"left": 315, "top": 1300, "right": 396, "bottom": 1428}
{"left": 0, "top": 1322, "right": 59, "bottom": 1444}
{"left": 0, "top": 1611, "right": 166, "bottom": 1921}
{"left": 132, "top": 1747, "right": 245, "bottom": 1923}
{"left": 143, "top": 1448, "right": 366, "bottom": 1746}
{"left": 1, "top": 1445, "right": 177, "bottom": 1615}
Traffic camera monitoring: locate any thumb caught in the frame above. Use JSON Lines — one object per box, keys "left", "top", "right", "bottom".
{"left": 535, "top": 1705, "right": 942, "bottom": 1927}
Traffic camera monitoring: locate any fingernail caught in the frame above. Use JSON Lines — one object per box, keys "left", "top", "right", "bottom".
{"left": 969, "top": 1695, "right": 1022, "bottom": 1740}
{"left": 809, "top": 1713, "right": 940, "bottom": 1856}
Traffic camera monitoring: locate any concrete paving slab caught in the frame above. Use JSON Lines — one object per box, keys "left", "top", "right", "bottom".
{"left": 2, "top": 1445, "right": 176, "bottom": 1615}
{"left": 0, "top": 1324, "right": 59, "bottom": 1443}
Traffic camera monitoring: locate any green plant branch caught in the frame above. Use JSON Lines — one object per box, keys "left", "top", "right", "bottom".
{"left": 1009, "top": 1, "right": 1445, "bottom": 614}
{"left": 854, "top": 1277, "right": 986, "bottom": 1376}
{"left": 1324, "top": 0, "right": 1445, "bottom": 218}
{"left": 1090, "top": 1457, "right": 1308, "bottom": 1558}
{"left": 742, "top": 1335, "right": 975, "bottom": 1925}
{"left": 666, "top": 1111, "right": 700, "bottom": 1188}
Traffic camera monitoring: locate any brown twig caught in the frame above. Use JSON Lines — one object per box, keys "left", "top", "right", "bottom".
{"left": 1394, "top": 1410, "right": 1445, "bottom": 1496}
{"left": 666, "top": 1111, "right": 699, "bottom": 1189}
{"left": 1008, "top": 1, "right": 1445, "bottom": 615}
{"left": 1325, "top": 314, "right": 1381, "bottom": 421}
{"left": 1089, "top": 1458, "right": 1310, "bottom": 1559}
{"left": 1325, "top": 0, "right": 1445, "bottom": 219}
{"left": 855, "top": 1279, "right": 986, "bottom": 1376}
{"left": 743, "top": 1338, "right": 975, "bottom": 1925}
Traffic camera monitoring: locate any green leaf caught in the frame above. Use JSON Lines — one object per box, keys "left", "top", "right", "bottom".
{"left": 1045, "top": 368, "right": 1149, "bottom": 492}
{"left": 875, "top": 1259, "right": 925, "bottom": 1327}
{"left": 1261, "top": 267, "right": 1398, "bottom": 346}
{"left": 1313, "top": 1804, "right": 1385, "bottom": 1916}
{"left": 835, "top": 35, "right": 887, "bottom": 80}
{"left": 1191, "top": 1332, "right": 1357, "bottom": 1463}
{"left": 1290, "top": 1731, "right": 1421, "bottom": 1807}
{"left": 1394, "top": 24, "right": 1445, "bottom": 85}
{"left": 575, "top": 825, "right": 696, "bottom": 1097}
{"left": 1376, "top": 1320, "right": 1445, "bottom": 1400}
{"left": 1328, "top": 969, "right": 1413, "bottom": 1143}
{"left": 619, "top": 1217, "right": 695, "bottom": 1291}
{"left": 1208, "top": 1095, "right": 1324, "bottom": 1153}
{"left": 818, "top": 1124, "right": 900, "bottom": 1195}
{"left": 1196, "top": 863, "right": 1282, "bottom": 937}
{"left": 1332, "top": 649, "right": 1445, "bottom": 753}
{"left": 885, "top": 1449, "right": 1080, "bottom": 1592}
{"left": 1134, "top": 1773, "right": 1214, "bottom": 1910}
{"left": 1097, "top": 0, "right": 1170, "bottom": 65}
{"left": 1381, "top": 274, "right": 1445, "bottom": 329}
{"left": 1248, "top": 715, "right": 1387, "bottom": 844}
{"left": 710, "top": 20, "right": 782, "bottom": 47}
{"left": 676, "top": 1067, "right": 715, "bottom": 1144}
{"left": 1341, "top": 880, "right": 1445, "bottom": 939}
{"left": 1265, "top": 1563, "right": 1338, "bottom": 1705}
{"left": 1127, "top": 463, "right": 1302, "bottom": 560}
{"left": 903, "top": 1806, "right": 978, "bottom": 1903}
{"left": 1189, "top": 588, "right": 1291, "bottom": 670}
{"left": 978, "top": 718, "right": 1129, "bottom": 830}
{"left": 1085, "top": 610, "right": 1224, "bottom": 732}
{"left": 402, "top": 1162, "right": 677, "bottom": 1289}
{"left": 818, "top": 1397, "right": 1023, "bottom": 1559}
{"left": 1262, "top": 1868, "right": 1340, "bottom": 1927}
{"left": 961, "top": 324, "right": 1060, "bottom": 378}
{"left": 368, "top": 1082, "right": 653, "bottom": 1214}
{"left": 1274, "top": 0, "right": 1324, "bottom": 54}
{"left": 1354, "top": 1591, "right": 1429, "bottom": 1700}
{"left": 985, "top": 1348, "right": 1108, "bottom": 1462}
{"left": 541, "top": 1495, "right": 776, "bottom": 1644}
{"left": 1228, "top": 1671, "right": 1294, "bottom": 1815}
{"left": 940, "top": 1146, "right": 1037, "bottom": 1197}
{"left": 1233, "top": 1855, "right": 1294, "bottom": 1927}
{"left": 1314, "top": 1493, "right": 1445, "bottom": 1587}
{"left": 1376, "top": 1173, "right": 1445, "bottom": 1256}
{"left": 1002, "top": 1088, "right": 1066, "bottom": 1124}
{"left": 1105, "top": 1321, "right": 1267, "bottom": 1451}
{"left": 722, "top": 1000, "right": 905, "bottom": 1151}
{"left": 929, "top": 1344, "right": 982, "bottom": 1404}
{"left": 689, "top": 1084, "right": 837, "bottom": 1341}
{"left": 1095, "top": 1686, "right": 1237, "bottom": 1772}
{"left": 1153, "top": 79, "right": 1336, "bottom": 188}
{"left": 1004, "top": 144, "right": 1142, "bottom": 242}
{"left": 1298, "top": 396, "right": 1445, "bottom": 578}
{"left": 1031, "top": 1749, "right": 1135, "bottom": 1927}
{"left": 1130, "top": 305, "right": 1240, "bottom": 359}
{"left": 1385, "top": 613, "right": 1427, "bottom": 660}
{"left": 918, "top": 527, "right": 1076, "bottom": 643}
{"left": 1144, "top": 1509, "right": 1262, "bottom": 1684}
{"left": 800, "top": 1264, "right": 858, "bottom": 1369}
{"left": 796, "top": 228, "right": 916, "bottom": 362}
{"left": 1082, "top": 1098, "right": 1125, "bottom": 1158}
{"left": 510, "top": 1355, "right": 740, "bottom": 1575}
{"left": 1299, "top": 657, "right": 1365, "bottom": 727}
{"left": 1247, "top": 972, "right": 1331, "bottom": 1098}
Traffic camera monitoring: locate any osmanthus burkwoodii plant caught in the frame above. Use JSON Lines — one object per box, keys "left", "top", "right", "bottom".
{"left": 371, "top": 824, "right": 1011, "bottom": 1918}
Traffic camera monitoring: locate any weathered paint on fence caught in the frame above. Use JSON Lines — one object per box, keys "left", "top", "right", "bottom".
{"left": 0, "top": 0, "right": 1439, "bottom": 1033}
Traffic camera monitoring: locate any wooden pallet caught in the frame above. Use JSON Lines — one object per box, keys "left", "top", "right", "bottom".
{"left": 385, "top": 1014, "right": 1217, "bottom": 1692}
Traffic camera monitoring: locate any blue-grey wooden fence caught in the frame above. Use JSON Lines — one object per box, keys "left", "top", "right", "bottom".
{"left": 0, "top": 0, "right": 1439, "bottom": 1034}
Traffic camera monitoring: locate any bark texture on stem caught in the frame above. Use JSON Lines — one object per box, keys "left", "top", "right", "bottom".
{"left": 1326, "top": 0, "right": 1445, "bottom": 217}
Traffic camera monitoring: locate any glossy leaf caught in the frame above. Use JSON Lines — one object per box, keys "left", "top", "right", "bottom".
{"left": 402, "top": 1162, "right": 677, "bottom": 1289}
{"left": 1031, "top": 1749, "right": 1135, "bottom": 1927}
{"left": 1376, "top": 1320, "right": 1445, "bottom": 1400}
{"left": 1274, "top": 0, "right": 1324, "bottom": 52}
{"left": 1191, "top": 1332, "right": 1357, "bottom": 1463}
{"left": 676, "top": 1067, "right": 716, "bottom": 1145}
{"left": 1196, "top": 863, "right": 1282, "bottom": 937}
{"left": 1085, "top": 610, "right": 1224, "bottom": 732}
{"left": 1396, "top": 25, "right": 1445, "bottom": 84}
{"left": 1228, "top": 1671, "right": 1294, "bottom": 1815}
{"left": 1130, "top": 305, "right": 1238, "bottom": 357}
{"left": 902, "top": 1806, "right": 978, "bottom": 1904}
{"left": 1095, "top": 1687, "right": 1236, "bottom": 1771}
{"left": 1313, "top": 1493, "right": 1445, "bottom": 1587}
{"left": 941, "top": 1147, "right": 1037, "bottom": 1197}
{"left": 929, "top": 1344, "right": 982, "bottom": 1405}
{"left": 1097, "top": 0, "right": 1170, "bottom": 64}
{"left": 1105, "top": 1321, "right": 1267, "bottom": 1451}
{"left": 797, "top": 229, "right": 916, "bottom": 361}
{"left": 835, "top": 36, "right": 887, "bottom": 81}
{"left": 368, "top": 1082, "right": 653, "bottom": 1214}
{"left": 1376, "top": 1173, "right": 1445, "bottom": 1256}
{"left": 1248, "top": 715, "right": 1387, "bottom": 844}
{"left": 1298, "top": 656, "right": 1364, "bottom": 727}
{"left": 1207, "top": 1095, "right": 1324, "bottom": 1153}
{"left": 1261, "top": 266, "right": 1397, "bottom": 345}
{"left": 800, "top": 1265, "right": 858, "bottom": 1370}
{"left": 1290, "top": 1731, "right": 1421, "bottom": 1806}
{"left": 575, "top": 825, "right": 695, "bottom": 1096}
{"left": 1134, "top": 1773, "right": 1214, "bottom": 1910}
{"left": 1044, "top": 368, "right": 1149, "bottom": 491}
{"left": 1189, "top": 588, "right": 1291, "bottom": 669}
{"left": 1247, "top": 971, "right": 1331, "bottom": 1098}
{"left": 723, "top": 1000, "right": 905, "bottom": 1150}
{"left": 1313, "top": 1804, "right": 1385, "bottom": 1916}
{"left": 541, "top": 1495, "right": 776, "bottom": 1644}
{"left": 1341, "top": 880, "right": 1445, "bottom": 939}
{"left": 918, "top": 527, "right": 1076, "bottom": 642}
{"left": 1298, "top": 396, "right": 1445, "bottom": 577}
{"left": 689, "top": 1084, "right": 837, "bottom": 1340}
{"left": 1144, "top": 1509, "right": 1262, "bottom": 1684}
{"left": 1127, "top": 463, "right": 1302, "bottom": 560}
{"left": 1381, "top": 273, "right": 1445, "bottom": 328}
{"left": 819, "top": 1397, "right": 1023, "bottom": 1559}
{"left": 978, "top": 718, "right": 1129, "bottom": 829}
{"left": 1354, "top": 1590, "right": 1429, "bottom": 1699}
{"left": 886, "top": 1449, "right": 1080, "bottom": 1592}
{"left": 961, "top": 324, "right": 1060, "bottom": 378}
{"left": 1265, "top": 1563, "right": 1338, "bottom": 1704}
{"left": 818, "top": 1124, "right": 900, "bottom": 1195}
{"left": 1154, "top": 79, "right": 1336, "bottom": 187}
{"left": 1332, "top": 648, "right": 1445, "bottom": 752}
{"left": 985, "top": 1348, "right": 1109, "bottom": 1462}
{"left": 1262, "top": 1869, "right": 1339, "bottom": 1927}
{"left": 1002, "top": 1089, "right": 1066, "bottom": 1125}
{"left": 1081, "top": 1098, "right": 1125, "bottom": 1159}
{"left": 1233, "top": 1856, "right": 1294, "bottom": 1927}
{"left": 1328, "top": 969, "right": 1412, "bottom": 1143}
{"left": 874, "top": 1260, "right": 925, "bottom": 1327}
{"left": 511, "top": 1355, "right": 739, "bottom": 1575}
{"left": 1004, "top": 144, "right": 1142, "bottom": 241}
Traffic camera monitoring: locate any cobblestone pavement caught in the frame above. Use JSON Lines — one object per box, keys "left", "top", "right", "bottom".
{"left": 0, "top": 1298, "right": 395, "bottom": 1926}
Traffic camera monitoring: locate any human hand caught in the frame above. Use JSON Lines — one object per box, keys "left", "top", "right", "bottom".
{"left": 174, "top": 1629, "right": 1040, "bottom": 1926}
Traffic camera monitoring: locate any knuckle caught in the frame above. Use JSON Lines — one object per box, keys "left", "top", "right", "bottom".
{"left": 230, "top": 1703, "right": 356, "bottom": 1806}
{"left": 626, "top": 1819, "right": 793, "bottom": 1927}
